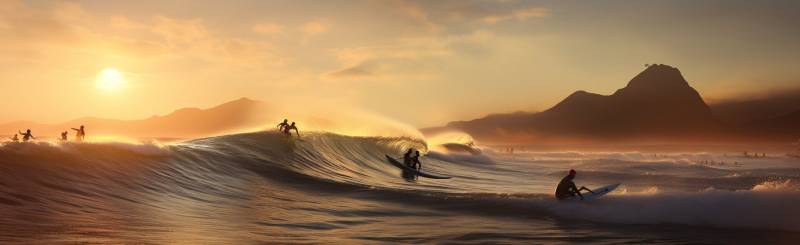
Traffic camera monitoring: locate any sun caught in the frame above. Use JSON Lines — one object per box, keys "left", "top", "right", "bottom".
{"left": 96, "top": 68, "right": 126, "bottom": 92}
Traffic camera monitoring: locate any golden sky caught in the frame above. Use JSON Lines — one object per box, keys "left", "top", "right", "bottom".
{"left": 1, "top": 0, "right": 799, "bottom": 127}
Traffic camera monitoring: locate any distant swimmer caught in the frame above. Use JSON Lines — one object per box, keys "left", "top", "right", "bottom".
{"left": 555, "top": 169, "right": 594, "bottom": 200}
{"left": 71, "top": 125, "right": 85, "bottom": 141}
{"left": 18, "top": 129, "right": 35, "bottom": 142}
{"left": 10, "top": 134, "right": 19, "bottom": 142}
{"left": 277, "top": 119, "right": 289, "bottom": 131}
{"left": 282, "top": 122, "right": 300, "bottom": 137}
{"left": 410, "top": 150, "right": 422, "bottom": 171}
{"left": 60, "top": 131, "right": 68, "bottom": 141}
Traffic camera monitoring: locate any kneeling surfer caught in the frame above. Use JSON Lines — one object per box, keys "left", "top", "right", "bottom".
{"left": 555, "top": 169, "right": 594, "bottom": 200}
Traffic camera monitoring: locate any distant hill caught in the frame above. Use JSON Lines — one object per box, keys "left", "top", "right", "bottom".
{"left": 707, "top": 89, "right": 800, "bottom": 142}
{"left": 710, "top": 89, "right": 800, "bottom": 126}
{"left": 742, "top": 109, "right": 800, "bottom": 141}
{"left": 0, "top": 97, "right": 271, "bottom": 139}
{"left": 432, "top": 64, "right": 730, "bottom": 143}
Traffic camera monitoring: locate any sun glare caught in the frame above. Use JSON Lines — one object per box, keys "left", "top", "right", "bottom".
{"left": 96, "top": 68, "right": 125, "bottom": 92}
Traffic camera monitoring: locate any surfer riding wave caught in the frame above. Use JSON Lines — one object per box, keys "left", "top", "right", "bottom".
{"left": 2, "top": 131, "right": 800, "bottom": 235}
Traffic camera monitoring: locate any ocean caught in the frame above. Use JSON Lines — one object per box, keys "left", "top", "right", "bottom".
{"left": 1, "top": 131, "right": 799, "bottom": 244}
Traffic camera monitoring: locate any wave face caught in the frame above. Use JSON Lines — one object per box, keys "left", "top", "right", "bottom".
{"left": 1, "top": 132, "right": 800, "bottom": 243}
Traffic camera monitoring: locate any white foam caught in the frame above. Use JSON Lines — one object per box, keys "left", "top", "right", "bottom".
{"left": 545, "top": 188, "right": 800, "bottom": 231}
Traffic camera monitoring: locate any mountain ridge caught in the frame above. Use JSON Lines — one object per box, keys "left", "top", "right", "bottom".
{"left": 0, "top": 97, "right": 270, "bottom": 139}
{"left": 438, "top": 64, "right": 729, "bottom": 143}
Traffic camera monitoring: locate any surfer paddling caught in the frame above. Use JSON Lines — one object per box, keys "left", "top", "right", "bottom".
{"left": 555, "top": 169, "right": 594, "bottom": 200}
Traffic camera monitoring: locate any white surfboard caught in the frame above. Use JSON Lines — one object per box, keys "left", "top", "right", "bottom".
{"left": 569, "top": 183, "right": 620, "bottom": 201}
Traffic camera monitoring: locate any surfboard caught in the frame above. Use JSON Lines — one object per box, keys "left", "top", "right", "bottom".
{"left": 385, "top": 155, "right": 452, "bottom": 179}
{"left": 568, "top": 183, "right": 620, "bottom": 201}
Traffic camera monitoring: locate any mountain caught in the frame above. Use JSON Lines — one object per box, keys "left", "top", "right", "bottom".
{"left": 0, "top": 97, "right": 272, "bottom": 139}
{"left": 436, "top": 64, "right": 725, "bottom": 143}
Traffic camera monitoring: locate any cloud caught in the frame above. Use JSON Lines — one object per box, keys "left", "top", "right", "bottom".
{"left": 481, "top": 7, "right": 549, "bottom": 24}
{"left": 384, "top": 1, "right": 549, "bottom": 30}
{"left": 110, "top": 15, "right": 147, "bottom": 30}
{"left": 327, "top": 62, "right": 376, "bottom": 78}
{"left": 324, "top": 35, "right": 461, "bottom": 81}
{"left": 0, "top": 0, "right": 284, "bottom": 86}
{"left": 104, "top": 15, "right": 279, "bottom": 66}
{"left": 392, "top": 0, "right": 441, "bottom": 33}
{"left": 300, "top": 20, "right": 328, "bottom": 37}
{"left": 52, "top": 1, "right": 89, "bottom": 22}
{"left": 252, "top": 22, "right": 285, "bottom": 36}
{"left": 152, "top": 16, "right": 209, "bottom": 44}
{"left": 0, "top": 0, "right": 78, "bottom": 43}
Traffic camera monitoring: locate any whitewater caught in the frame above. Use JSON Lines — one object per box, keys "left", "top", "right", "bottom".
{"left": 1, "top": 131, "right": 799, "bottom": 243}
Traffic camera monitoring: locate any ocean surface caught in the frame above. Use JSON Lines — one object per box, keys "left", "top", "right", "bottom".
{"left": 1, "top": 132, "right": 799, "bottom": 244}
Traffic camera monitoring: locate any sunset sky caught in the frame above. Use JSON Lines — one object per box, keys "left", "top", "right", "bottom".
{"left": 1, "top": 0, "right": 799, "bottom": 127}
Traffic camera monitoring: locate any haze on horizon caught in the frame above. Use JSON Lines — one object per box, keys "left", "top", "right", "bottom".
{"left": 1, "top": 0, "right": 799, "bottom": 127}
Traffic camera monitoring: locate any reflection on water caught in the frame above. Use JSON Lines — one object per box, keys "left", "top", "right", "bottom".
{"left": 1, "top": 132, "right": 800, "bottom": 243}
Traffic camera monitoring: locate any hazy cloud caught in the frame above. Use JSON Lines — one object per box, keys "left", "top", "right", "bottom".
{"left": 152, "top": 16, "right": 209, "bottom": 44}
{"left": 392, "top": 0, "right": 441, "bottom": 33}
{"left": 0, "top": 0, "right": 78, "bottom": 43}
{"left": 327, "top": 62, "right": 376, "bottom": 78}
{"left": 1, "top": 0, "right": 799, "bottom": 127}
{"left": 252, "top": 23, "right": 285, "bottom": 36}
{"left": 326, "top": 37, "right": 453, "bottom": 81}
{"left": 300, "top": 20, "right": 328, "bottom": 37}
{"left": 481, "top": 7, "right": 549, "bottom": 24}
{"left": 110, "top": 16, "right": 147, "bottom": 30}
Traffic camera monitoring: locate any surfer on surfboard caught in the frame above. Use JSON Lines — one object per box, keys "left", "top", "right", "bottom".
{"left": 401, "top": 149, "right": 414, "bottom": 167}
{"left": 18, "top": 129, "right": 35, "bottom": 142}
{"left": 385, "top": 153, "right": 452, "bottom": 180}
{"left": 410, "top": 150, "right": 422, "bottom": 171}
{"left": 71, "top": 125, "right": 86, "bottom": 141}
{"left": 555, "top": 169, "right": 594, "bottom": 200}
{"left": 282, "top": 122, "right": 300, "bottom": 137}
{"left": 277, "top": 119, "right": 289, "bottom": 131}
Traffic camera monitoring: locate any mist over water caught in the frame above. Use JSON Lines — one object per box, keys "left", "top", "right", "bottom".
{"left": 1, "top": 131, "right": 799, "bottom": 243}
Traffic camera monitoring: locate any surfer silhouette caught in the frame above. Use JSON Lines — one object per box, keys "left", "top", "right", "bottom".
{"left": 410, "top": 150, "right": 422, "bottom": 171}
{"left": 10, "top": 134, "right": 19, "bottom": 142}
{"left": 71, "top": 125, "right": 85, "bottom": 141}
{"left": 555, "top": 169, "right": 594, "bottom": 200}
{"left": 401, "top": 149, "right": 414, "bottom": 167}
{"left": 277, "top": 119, "right": 289, "bottom": 131}
{"left": 18, "top": 129, "right": 34, "bottom": 142}
{"left": 283, "top": 122, "right": 300, "bottom": 137}
{"left": 60, "top": 131, "right": 68, "bottom": 141}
